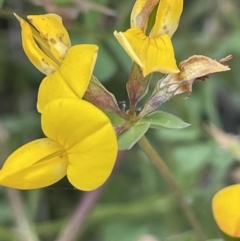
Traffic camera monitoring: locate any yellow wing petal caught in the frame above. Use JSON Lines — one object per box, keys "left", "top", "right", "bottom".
{"left": 151, "top": 0, "right": 183, "bottom": 38}
{"left": 0, "top": 138, "right": 67, "bottom": 189}
{"left": 114, "top": 28, "right": 179, "bottom": 77}
{"left": 27, "top": 14, "right": 71, "bottom": 61}
{"left": 37, "top": 44, "right": 98, "bottom": 112}
{"left": 14, "top": 13, "right": 59, "bottom": 75}
{"left": 41, "top": 99, "right": 118, "bottom": 191}
{"left": 212, "top": 184, "right": 240, "bottom": 237}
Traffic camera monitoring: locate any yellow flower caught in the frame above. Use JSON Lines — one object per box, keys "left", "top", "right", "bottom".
{"left": 114, "top": 0, "right": 183, "bottom": 77}
{"left": 212, "top": 184, "right": 240, "bottom": 237}
{"left": 14, "top": 13, "right": 98, "bottom": 112}
{"left": 37, "top": 44, "right": 98, "bottom": 112}
{"left": 14, "top": 13, "right": 71, "bottom": 75}
{"left": 6, "top": 14, "right": 118, "bottom": 191}
{"left": 0, "top": 98, "right": 118, "bottom": 191}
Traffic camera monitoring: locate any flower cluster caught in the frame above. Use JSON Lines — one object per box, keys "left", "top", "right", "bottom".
{"left": 0, "top": 13, "right": 118, "bottom": 191}
{"left": 0, "top": 0, "right": 231, "bottom": 204}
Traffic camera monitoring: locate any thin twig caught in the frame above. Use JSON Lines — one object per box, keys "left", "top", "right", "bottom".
{"left": 138, "top": 135, "right": 206, "bottom": 241}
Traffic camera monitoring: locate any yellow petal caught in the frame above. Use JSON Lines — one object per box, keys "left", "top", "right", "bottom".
{"left": 114, "top": 28, "right": 179, "bottom": 76}
{"left": 14, "top": 13, "right": 59, "bottom": 75}
{"left": 0, "top": 138, "right": 68, "bottom": 189}
{"left": 41, "top": 99, "right": 118, "bottom": 191}
{"left": 27, "top": 14, "right": 71, "bottom": 61}
{"left": 151, "top": 0, "right": 183, "bottom": 38}
{"left": 130, "top": 0, "right": 159, "bottom": 30}
{"left": 37, "top": 44, "right": 98, "bottom": 112}
{"left": 212, "top": 184, "right": 240, "bottom": 237}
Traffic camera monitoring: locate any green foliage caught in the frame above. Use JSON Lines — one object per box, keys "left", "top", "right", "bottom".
{"left": 139, "top": 111, "right": 191, "bottom": 129}
{"left": 118, "top": 123, "right": 150, "bottom": 150}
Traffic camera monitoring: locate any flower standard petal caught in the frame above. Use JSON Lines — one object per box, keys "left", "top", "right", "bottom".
{"left": 212, "top": 184, "right": 240, "bottom": 237}
{"left": 27, "top": 14, "right": 71, "bottom": 61}
{"left": 151, "top": 0, "right": 183, "bottom": 38}
{"left": 41, "top": 99, "right": 118, "bottom": 191}
{"left": 37, "top": 44, "right": 98, "bottom": 112}
{"left": 114, "top": 28, "right": 179, "bottom": 77}
{"left": 0, "top": 138, "right": 68, "bottom": 189}
{"left": 14, "top": 13, "right": 59, "bottom": 75}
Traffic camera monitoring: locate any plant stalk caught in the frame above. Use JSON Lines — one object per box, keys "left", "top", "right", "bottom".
{"left": 138, "top": 135, "right": 206, "bottom": 241}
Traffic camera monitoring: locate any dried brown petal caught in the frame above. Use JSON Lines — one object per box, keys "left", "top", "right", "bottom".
{"left": 218, "top": 54, "right": 233, "bottom": 64}
{"left": 178, "top": 55, "right": 230, "bottom": 81}
{"left": 159, "top": 55, "right": 231, "bottom": 95}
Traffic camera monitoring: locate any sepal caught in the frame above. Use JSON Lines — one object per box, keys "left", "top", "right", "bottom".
{"left": 127, "top": 62, "right": 151, "bottom": 108}
{"left": 84, "top": 76, "right": 127, "bottom": 119}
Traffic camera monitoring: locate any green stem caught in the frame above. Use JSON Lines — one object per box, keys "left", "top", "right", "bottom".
{"left": 138, "top": 135, "right": 206, "bottom": 241}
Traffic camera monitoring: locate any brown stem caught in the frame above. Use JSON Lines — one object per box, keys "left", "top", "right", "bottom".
{"left": 138, "top": 135, "right": 206, "bottom": 241}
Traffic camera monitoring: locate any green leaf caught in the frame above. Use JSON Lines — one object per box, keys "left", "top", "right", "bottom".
{"left": 138, "top": 111, "right": 191, "bottom": 129}
{"left": 118, "top": 123, "right": 150, "bottom": 150}
{"left": 105, "top": 113, "right": 125, "bottom": 126}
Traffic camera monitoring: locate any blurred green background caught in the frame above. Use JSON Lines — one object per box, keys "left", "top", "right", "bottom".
{"left": 0, "top": 0, "right": 240, "bottom": 240}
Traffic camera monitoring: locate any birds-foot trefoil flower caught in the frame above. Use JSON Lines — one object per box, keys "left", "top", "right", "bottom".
{"left": 212, "top": 184, "right": 240, "bottom": 237}
{"left": 14, "top": 13, "right": 71, "bottom": 75}
{"left": 0, "top": 98, "right": 118, "bottom": 191}
{"left": 14, "top": 13, "right": 98, "bottom": 112}
{"left": 1, "top": 13, "right": 119, "bottom": 191}
{"left": 114, "top": 0, "right": 183, "bottom": 77}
